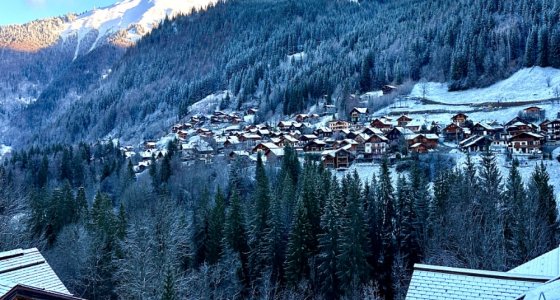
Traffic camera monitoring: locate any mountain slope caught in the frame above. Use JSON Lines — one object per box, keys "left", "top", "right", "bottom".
{"left": 5, "top": 0, "right": 560, "bottom": 147}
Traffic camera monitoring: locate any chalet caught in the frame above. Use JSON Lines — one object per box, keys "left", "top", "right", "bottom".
{"left": 405, "top": 119, "right": 424, "bottom": 132}
{"left": 314, "top": 127, "right": 333, "bottom": 138}
{"left": 386, "top": 127, "right": 414, "bottom": 144}
{"left": 397, "top": 115, "right": 413, "bottom": 127}
{"left": 382, "top": 84, "right": 397, "bottom": 95}
{"left": 277, "top": 121, "right": 294, "bottom": 131}
{"left": 177, "top": 130, "right": 188, "bottom": 140}
{"left": 451, "top": 113, "right": 468, "bottom": 125}
{"left": 506, "top": 121, "right": 536, "bottom": 137}
{"left": 252, "top": 142, "right": 279, "bottom": 154}
{"left": 545, "top": 119, "right": 560, "bottom": 141}
{"left": 443, "top": 123, "right": 464, "bottom": 141}
{"left": 406, "top": 134, "right": 439, "bottom": 150}
{"left": 471, "top": 122, "right": 499, "bottom": 138}
{"left": 353, "top": 132, "right": 370, "bottom": 144}
{"left": 228, "top": 150, "right": 250, "bottom": 161}
{"left": 295, "top": 114, "right": 309, "bottom": 123}
{"left": 328, "top": 120, "right": 350, "bottom": 131}
{"left": 223, "top": 136, "right": 241, "bottom": 148}
{"left": 410, "top": 143, "right": 429, "bottom": 153}
{"left": 370, "top": 118, "right": 394, "bottom": 132}
{"left": 299, "top": 134, "right": 318, "bottom": 143}
{"left": 508, "top": 132, "right": 544, "bottom": 155}
{"left": 362, "top": 126, "right": 384, "bottom": 137}
{"left": 303, "top": 140, "right": 327, "bottom": 152}
{"left": 246, "top": 108, "right": 258, "bottom": 115}
{"left": 459, "top": 135, "right": 493, "bottom": 152}
{"left": 144, "top": 141, "right": 157, "bottom": 150}
{"left": 350, "top": 107, "right": 369, "bottom": 123}
{"left": 0, "top": 248, "right": 84, "bottom": 300}
{"left": 504, "top": 116, "right": 530, "bottom": 128}
{"left": 337, "top": 139, "right": 360, "bottom": 153}
{"left": 524, "top": 106, "right": 543, "bottom": 114}
{"left": 280, "top": 135, "right": 299, "bottom": 147}
{"left": 264, "top": 148, "right": 285, "bottom": 164}
{"left": 521, "top": 106, "right": 544, "bottom": 121}
{"left": 363, "top": 134, "right": 389, "bottom": 158}
{"left": 239, "top": 133, "right": 261, "bottom": 145}
{"left": 322, "top": 147, "right": 353, "bottom": 169}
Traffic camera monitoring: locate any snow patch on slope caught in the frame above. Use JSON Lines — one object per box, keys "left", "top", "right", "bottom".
{"left": 410, "top": 67, "right": 560, "bottom": 104}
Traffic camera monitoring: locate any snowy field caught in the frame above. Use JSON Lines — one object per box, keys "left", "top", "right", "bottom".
{"left": 410, "top": 67, "right": 560, "bottom": 105}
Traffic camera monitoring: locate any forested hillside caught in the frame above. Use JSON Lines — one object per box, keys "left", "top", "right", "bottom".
{"left": 10, "top": 0, "right": 560, "bottom": 145}
{"left": 1, "top": 144, "right": 558, "bottom": 299}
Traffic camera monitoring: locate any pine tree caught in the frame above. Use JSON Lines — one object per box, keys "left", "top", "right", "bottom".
{"left": 162, "top": 268, "right": 176, "bottom": 300}
{"left": 524, "top": 27, "right": 538, "bottom": 67}
{"left": 396, "top": 176, "right": 420, "bottom": 272}
{"left": 318, "top": 181, "right": 342, "bottom": 299}
{"left": 409, "top": 160, "right": 428, "bottom": 255}
{"left": 377, "top": 157, "right": 395, "bottom": 299}
{"left": 193, "top": 188, "right": 210, "bottom": 267}
{"left": 537, "top": 27, "right": 549, "bottom": 67}
{"left": 284, "top": 197, "right": 313, "bottom": 285}
{"left": 37, "top": 155, "right": 49, "bottom": 188}
{"left": 337, "top": 173, "right": 370, "bottom": 295}
{"left": 251, "top": 152, "right": 271, "bottom": 270}
{"left": 225, "top": 189, "right": 250, "bottom": 287}
{"left": 208, "top": 187, "right": 226, "bottom": 265}
{"left": 549, "top": 26, "right": 560, "bottom": 68}
{"left": 502, "top": 158, "right": 527, "bottom": 268}
{"left": 531, "top": 162, "right": 558, "bottom": 249}
{"left": 76, "top": 187, "right": 89, "bottom": 222}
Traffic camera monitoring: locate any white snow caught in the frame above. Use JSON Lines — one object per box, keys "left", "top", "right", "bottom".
{"left": 189, "top": 90, "right": 231, "bottom": 114}
{"left": 287, "top": 51, "right": 306, "bottom": 62}
{"left": 61, "top": 0, "right": 218, "bottom": 50}
{"left": 410, "top": 67, "right": 560, "bottom": 105}
{"left": 0, "top": 144, "right": 12, "bottom": 159}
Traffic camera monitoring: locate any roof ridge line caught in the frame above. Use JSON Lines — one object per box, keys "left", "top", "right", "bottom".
{"left": 414, "top": 264, "right": 552, "bottom": 282}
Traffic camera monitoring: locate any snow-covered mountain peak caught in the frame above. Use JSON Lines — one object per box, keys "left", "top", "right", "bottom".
{"left": 62, "top": 0, "right": 218, "bottom": 48}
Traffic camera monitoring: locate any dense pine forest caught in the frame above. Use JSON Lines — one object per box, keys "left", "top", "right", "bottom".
{"left": 0, "top": 143, "right": 557, "bottom": 299}
{"left": 5, "top": 0, "right": 560, "bottom": 145}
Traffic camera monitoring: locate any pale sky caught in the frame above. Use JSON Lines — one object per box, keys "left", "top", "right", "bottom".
{"left": 0, "top": 0, "right": 117, "bottom": 25}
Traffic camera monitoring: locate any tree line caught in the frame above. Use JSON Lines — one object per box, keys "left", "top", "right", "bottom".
{"left": 0, "top": 142, "right": 558, "bottom": 299}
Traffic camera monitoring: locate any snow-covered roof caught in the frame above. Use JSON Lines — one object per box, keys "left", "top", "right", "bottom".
{"left": 352, "top": 107, "right": 368, "bottom": 114}
{"left": 406, "top": 264, "right": 551, "bottom": 300}
{"left": 0, "top": 248, "right": 73, "bottom": 297}
{"left": 509, "top": 246, "right": 560, "bottom": 277}
{"left": 521, "top": 278, "right": 560, "bottom": 300}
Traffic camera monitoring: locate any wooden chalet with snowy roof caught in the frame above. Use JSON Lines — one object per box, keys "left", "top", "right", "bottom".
{"left": 303, "top": 140, "right": 327, "bottom": 152}
{"left": 397, "top": 115, "right": 413, "bottom": 126}
{"left": 363, "top": 133, "right": 389, "bottom": 158}
{"left": 451, "top": 113, "right": 468, "bottom": 125}
{"left": 321, "top": 147, "right": 353, "bottom": 169}
{"left": 508, "top": 132, "right": 544, "bottom": 155}
{"left": 370, "top": 118, "right": 394, "bottom": 132}
{"left": 542, "top": 119, "right": 560, "bottom": 141}
{"left": 313, "top": 127, "right": 333, "bottom": 138}
{"left": 349, "top": 107, "right": 369, "bottom": 123}
{"left": 406, "top": 134, "right": 439, "bottom": 150}
{"left": 443, "top": 123, "right": 465, "bottom": 141}
{"left": 459, "top": 135, "right": 493, "bottom": 152}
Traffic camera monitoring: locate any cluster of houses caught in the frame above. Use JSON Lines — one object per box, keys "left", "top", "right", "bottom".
{"left": 123, "top": 105, "right": 560, "bottom": 172}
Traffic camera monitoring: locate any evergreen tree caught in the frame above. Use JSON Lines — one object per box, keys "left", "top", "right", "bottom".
{"left": 284, "top": 197, "right": 313, "bottom": 285}
{"left": 208, "top": 187, "right": 226, "bottom": 265}
{"left": 377, "top": 157, "right": 395, "bottom": 299}
{"left": 531, "top": 162, "right": 558, "bottom": 249}
{"left": 502, "top": 158, "right": 527, "bottom": 268}
{"left": 337, "top": 173, "right": 370, "bottom": 295}
{"left": 250, "top": 152, "right": 271, "bottom": 278}
{"left": 225, "top": 189, "right": 250, "bottom": 287}
{"left": 524, "top": 28, "right": 538, "bottom": 67}
{"left": 318, "top": 181, "right": 342, "bottom": 300}
{"left": 537, "top": 27, "right": 549, "bottom": 67}
{"left": 37, "top": 155, "right": 49, "bottom": 188}
{"left": 162, "top": 268, "right": 176, "bottom": 300}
